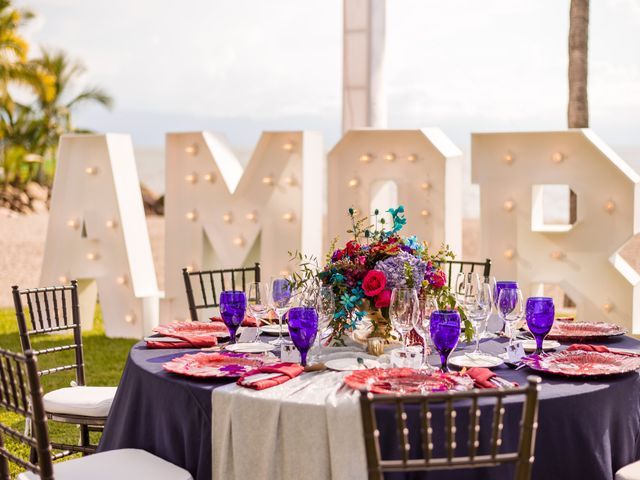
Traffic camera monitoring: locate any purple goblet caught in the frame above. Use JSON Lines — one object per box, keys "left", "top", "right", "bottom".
{"left": 429, "top": 310, "right": 461, "bottom": 372}
{"left": 526, "top": 297, "right": 555, "bottom": 355}
{"left": 287, "top": 307, "right": 318, "bottom": 366}
{"left": 219, "top": 290, "right": 247, "bottom": 344}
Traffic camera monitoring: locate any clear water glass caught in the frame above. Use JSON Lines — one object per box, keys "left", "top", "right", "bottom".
{"left": 414, "top": 294, "right": 438, "bottom": 371}
{"left": 466, "top": 283, "right": 493, "bottom": 355}
{"left": 313, "top": 286, "right": 335, "bottom": 360}
{"left": 497, "top": 287, "right": 524, "bottom": 347}
{"left": 246, "top": 282, "right": 269, "bottom": 343}
{"left": 270, "top": 278, "right": 292, "bottom": 346}
{"left": 390, "top": 288, "right": 419, "bottom": 352}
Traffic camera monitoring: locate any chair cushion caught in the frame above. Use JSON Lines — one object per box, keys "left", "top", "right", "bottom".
{"left": 17, "top": 448, "right": 193, "bottom": 480}
{"left": 43, "top": 386, "right": 117, "bottom": 418}
{"left": 617, "top": 461, "right": 640, "bottom": 480}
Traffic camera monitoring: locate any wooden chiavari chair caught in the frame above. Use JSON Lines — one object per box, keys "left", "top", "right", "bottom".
{"left": 12, "top": 281, "right": 116, "bottom": 456}
{"left": 182, "top": 263, "right": 261, "bottom": 321}
{"left": 0, "top": 348, "right": 193, "bottom": 480}
{"left": 437, "top": 258, "right": 492, "bottom": 288}
{"left": 359, "top": 376, "right": 541, "bottom": 480}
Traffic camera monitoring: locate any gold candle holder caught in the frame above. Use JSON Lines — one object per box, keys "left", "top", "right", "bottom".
{"left": 367, "top": 337, "right": 385, "bottom": 356}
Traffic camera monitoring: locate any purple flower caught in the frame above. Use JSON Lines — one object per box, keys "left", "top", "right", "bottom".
{"left": 374, "top": 251, "right": 427, "bottom": 289}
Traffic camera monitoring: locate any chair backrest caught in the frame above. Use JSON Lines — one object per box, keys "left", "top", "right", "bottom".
{"left": 0, "top": 348, "right": 54, "bottom": 480}
{"left": 182, "top": 263, "right": 261, "bottom": 321}
{"left": 359, "top": 376, "right": 541, "bottom": 480}
{"left": 11, "top": 281, "right": 86, "bottom": 386}
{"left": 439, "top": 258, "right": 492, "bottom": 288}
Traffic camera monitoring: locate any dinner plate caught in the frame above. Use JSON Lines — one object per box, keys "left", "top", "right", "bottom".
{"left": 448, "top": 354, "right": 504, "bottom": 369}
{"left": 521, "top": 350, "right": 640, "bottom": 377}
{"left": 162, "top": 351, "right": 275, "bottom": 378}
{"left": 344, "top": 368, "right": 474, "bottom": 394}
{"left": 143, "top": 335, "right": 184, "bottom": 343}
{"left": 521, "top": 340, "right": 561, "bottom": 352}
{"left": 545, "top": 321, "right": 626, "bottom": 341}
{"left": 225, "top": 342, "right": 277, "bottom": 353}
{"left": 325, "top": 358, "right": 380, "bottom": 371}
{"left": 260, "top": 324, "right": 289, "bottom": 336}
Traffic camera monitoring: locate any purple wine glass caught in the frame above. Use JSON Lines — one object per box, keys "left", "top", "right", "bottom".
{"left": 219, "top": 290, "right": 247, "bottom": 344}
{"left": 526, "top": 297, "right": 555, "bottom": 355}
{"left": 429, "top": 310, "right": 461, "bottom": 372}
{"left": 287, "top": 307, "right": 318, "bottom": 366}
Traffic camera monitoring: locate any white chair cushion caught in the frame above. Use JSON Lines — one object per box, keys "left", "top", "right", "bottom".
{"left": 617, "top": 461, "right": 640, "bottom": 480}
{"left": 17, "top": 448, "right": 193, "bottom": 480}
{"left": 43, "top": 386, "right": 117, "bottom": 417}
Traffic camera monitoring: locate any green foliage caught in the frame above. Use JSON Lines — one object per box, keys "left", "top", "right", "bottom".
{"left": 0, "top": 305, "right": 135, "bottom": 478}
{"left": 0, "top": 1, "right": 113, "bottom": 189}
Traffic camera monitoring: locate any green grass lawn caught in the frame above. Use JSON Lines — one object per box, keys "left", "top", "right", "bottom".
{"left": 0, "top": 305, "right": 136, "bottom": 477}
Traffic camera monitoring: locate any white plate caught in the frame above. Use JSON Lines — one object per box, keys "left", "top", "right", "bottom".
{"left": 522, "top": 340, "right": 561, "bottom": 353}
{"left": 225, "top": 343, "right": 277, "bottom": 353}
{"left": 448, "top": 354, "right": 504, "bottom": 369}
{"left": 260, "top": 324, "right": 289, "bottom": 336}
{"left": 143, "top": 336, "right": 183, "bottom": 343}
{"left": 325, "top": 358, "right": 380, "bottom": 372}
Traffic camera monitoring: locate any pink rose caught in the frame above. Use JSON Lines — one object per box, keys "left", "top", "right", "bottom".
{"left": 356, "top": 255, "right": 366, "bottom": 265}
{"left": 374, "top": 289, "right": 391, "bottom": 308}
{"left": 429, "top": 270, "right": 446, "bottom": 289}
{"left": 362, "top": 270, "right": 386, "bottom": 297}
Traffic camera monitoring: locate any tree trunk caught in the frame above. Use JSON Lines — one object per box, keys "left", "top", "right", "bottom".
{"left": 568, "top": 0, "right": 589, "bottom": 128}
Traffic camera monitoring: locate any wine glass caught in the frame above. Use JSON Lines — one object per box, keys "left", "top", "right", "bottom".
{"left": 497, "top": 287, "right": 525, "bottom": 348}
{"left": 526, "top": 297, "right": 555, "bottom": 355}
{"left": 494, "top": 281, "right": 518, "bottom": 333}
{"left": 246, "top": 282, "right": 269, "bottom": 343}
{"left": 390, "top": 288, "right": 419, "bottom": 352}
{"left": 429, "top": 310, "right": 461, "bottom": 372}
{"left": 465, "top": 283, "right": 493, "bottom": 356}
{"left": 287, "top": 307, "right": 319, "bottom": 367}
{"left": 313, "top": 286, "right": 335, "bottom": 359}
{"left": 414, "top": 294, "right": 438, "bottom": 371}
{"left": 270, "top": 278, "right": 292, "bottom": 346}
{"left": 219, "top": 291, "right": 247, "bottom": 344}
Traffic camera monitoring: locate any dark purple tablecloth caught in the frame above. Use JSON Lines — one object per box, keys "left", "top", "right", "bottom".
{"left": 99, "top": 336, "right": 640, "bottom": 480}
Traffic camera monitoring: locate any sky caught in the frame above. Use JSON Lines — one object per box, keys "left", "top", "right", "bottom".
{"left": 16, "top": 0, "right": 640, "bottom": 154}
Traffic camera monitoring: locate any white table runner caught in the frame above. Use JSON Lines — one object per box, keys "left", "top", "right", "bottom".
{"left": 212, "top": 349, "right": 375, "bottom": 480}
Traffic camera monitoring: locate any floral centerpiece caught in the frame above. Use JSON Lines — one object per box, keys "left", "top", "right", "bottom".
{"left": 290, "top": 206, "right": 471, "bottom": 345}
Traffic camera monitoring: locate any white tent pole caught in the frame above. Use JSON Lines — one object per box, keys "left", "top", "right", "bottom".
{"left": 342, "top": 0, "right": 387, "bottom": 133}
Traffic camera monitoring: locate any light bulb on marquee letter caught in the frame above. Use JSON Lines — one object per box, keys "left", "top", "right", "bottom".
{"left": 503, "top": 199, "right": 515, "bottom": 212}
{"left": 116, "top": 275, "right": 128, "bottom": 286}
{"left": 383, "top": 153, "right": 396, "bottom": 162}
{"left": 185, "top": 144, "right": 199, "bottom": 155}
{"left": 504, "top": 248, "right": 515, "bottom": 260}
{"left": 185, "top": 210, "right": 198, "bottom": 222}
{"left": 85, "top": 166, "right": 98, "bottom": 175}
{"left": 105, "top": 219, "right": 118, "bottom": 229}
{"left": 420, "top": 209, "right": 430, "bottom": 217}
{"left": 604, "top": 200, "right": 616, "bottom": 213}
{"left": 348, "top": 178, "right": 359, "bottom": 188}
{"left": 66, "top": 218, "right": 79, "bottom": 229}
{"left": 203, "top": 172, "right": 216, "bottom": 183}
{"left": 86, "top": 252, "right": 99, "bottom": 261}
{"left": 124, "top": 313, "right": 135, "bottom": 324}
{"left": 407, "top": 154, "right": 418, "bottom": 162}
{"left": 282, "top": 142, "right": 294, "bottom": 152}
{"left": 503, "top": 153, "right": 514, "bottom": 164}
{"left": 185, "top": 173, "right": 198, "bottom": 184}
{"left": 282, "top": 212, "right": 295, "bottom": 222}
{"left": 420, "top": 182, "right": 431, "bottom": 191}
{"left": 552, "top": 152, "right": 564, "bottom": 164}
{"left": 58, "top": 276, "right": 69, "bottom": 284}
{"left": 245, "top": 211, "right": 257, "bottom": 222}
{"left": 233, "top": 236, "right": 245, "bottom": 247}
{"left": 359, "top": 154, "right": 372, "bottom": 163}
{"left": 262, "top": 176, "right": 274, "bottom": 186}
{"left": 222, "top": 212, "right": 233, "bottom": 224}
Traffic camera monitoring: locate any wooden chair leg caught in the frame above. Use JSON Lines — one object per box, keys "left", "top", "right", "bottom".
{"left": 80, "top": 424, "right": 91, "bottom": 456}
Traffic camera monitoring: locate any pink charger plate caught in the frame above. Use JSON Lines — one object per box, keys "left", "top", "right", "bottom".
{"left": 162, "top": 351, "right": 276, "bottom": 378}
{"left": 521, "top": 350, "right": 640, "bottom": 377}
{"left": 545, "top": 321, "right": 626, "bottom": 341}
{"left": 344, "top": 368, "right": 474, "bottom": 394}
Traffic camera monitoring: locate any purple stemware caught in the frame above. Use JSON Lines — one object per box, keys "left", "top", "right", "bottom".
{"left": 219, "top": 291, "right": 247, "bottom": 344}
{"left": 287, "top": 307, "right": 318, "bottom": 367}
{"left": 526, "top": 297, "right": 555, "bottom": 355}
{"left": 429, "top": 310, "right": 461, "bottom": 372}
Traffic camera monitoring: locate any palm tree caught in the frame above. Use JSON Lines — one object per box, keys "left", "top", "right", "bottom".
{"left": 28, "top": 48, "right": 113, "bottom": 180}
{"left": 568, "top": 0, "right": 589, "bottom": 128}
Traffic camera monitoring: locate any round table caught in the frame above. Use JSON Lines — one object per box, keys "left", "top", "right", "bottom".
{"left": 99, "top": 336, "right": 640, "bottom": 480}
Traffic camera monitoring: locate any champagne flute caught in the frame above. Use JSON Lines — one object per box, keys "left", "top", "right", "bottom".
{"left": 414, "top": 294, "right": 438, "bottom": 371}
{"left": 270, "top": 278, "right": 292, "bottom": 346}
{"left": 390, "top": 288, "right": 418, "bottom": 353}
{"left": 314, "top": 286, "right": 335, "bottom": 357}
{"left": 497, "top": 287, "right": 525, "bottom": 348}
{"left": 466, "top": 283, "right": 493, "bottom": 356}
{"left": 246, "top": 282, "right": 269, "bottom": 343}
